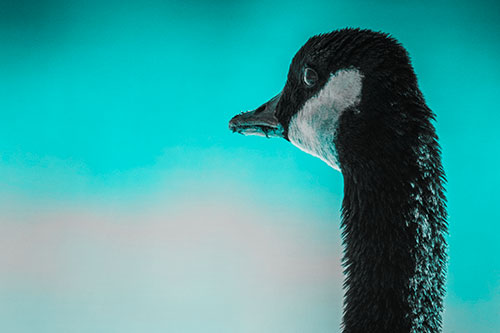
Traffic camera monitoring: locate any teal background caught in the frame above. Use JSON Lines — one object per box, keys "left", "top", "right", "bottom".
{"left": 1, "top": 0, "right": 499, "bottom": 332}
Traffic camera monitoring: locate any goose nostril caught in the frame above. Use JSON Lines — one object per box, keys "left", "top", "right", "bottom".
{"left": 254, "top": 104, "right": 266, "bottom": 114}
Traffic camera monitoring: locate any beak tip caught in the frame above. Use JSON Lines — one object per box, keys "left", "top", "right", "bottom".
{"left": 229, "top": 92, "right": 283, "bottom": 138}
{"left": 228, "top": 119, "right": 238, "bottom": 133}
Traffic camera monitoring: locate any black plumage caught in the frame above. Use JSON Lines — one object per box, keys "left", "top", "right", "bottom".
{"left": 229, "top": 28, "right": 447, "bottom": 333}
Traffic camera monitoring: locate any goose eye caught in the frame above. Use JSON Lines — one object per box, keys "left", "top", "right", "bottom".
{"left": 303, "top": 67, "right": 318, "bottom": 87}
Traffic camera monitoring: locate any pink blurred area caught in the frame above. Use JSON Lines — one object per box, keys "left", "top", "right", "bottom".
{"left": 0, "top": 192, "right": 344, "bottom": 331}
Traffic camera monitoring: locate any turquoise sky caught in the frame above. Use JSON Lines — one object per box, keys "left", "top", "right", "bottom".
{"left": 0, "top": 0, "right": 499, "bottom": 332}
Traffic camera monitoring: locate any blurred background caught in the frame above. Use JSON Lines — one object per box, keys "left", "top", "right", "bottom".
{"left": 0, "top": 0, "right": 499, "bottom": 332}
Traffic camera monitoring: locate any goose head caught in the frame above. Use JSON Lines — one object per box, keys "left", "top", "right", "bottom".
{"left": 229, "top": 29, "right": 422, "bottom": 175}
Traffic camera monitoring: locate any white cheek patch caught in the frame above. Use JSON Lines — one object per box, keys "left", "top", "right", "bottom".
{"left": 288, "top": 68, "right": 364, "bottom": 171}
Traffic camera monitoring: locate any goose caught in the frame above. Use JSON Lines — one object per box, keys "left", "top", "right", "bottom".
{"left": 228, "top": 29, "right": 447, "bottom": 333}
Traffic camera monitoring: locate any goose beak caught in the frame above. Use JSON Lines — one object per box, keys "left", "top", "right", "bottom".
{"left": 229, "top": 93, "right": 284, "bottom": 138}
